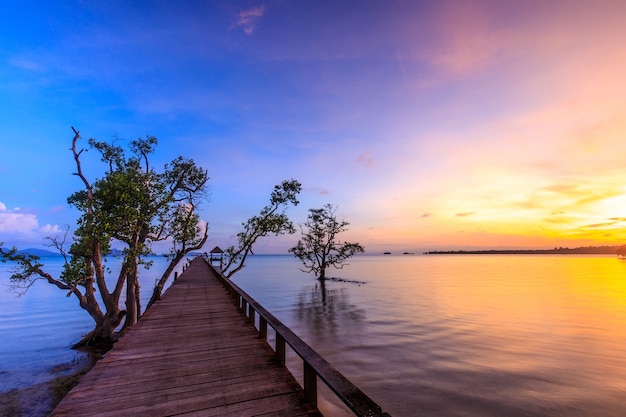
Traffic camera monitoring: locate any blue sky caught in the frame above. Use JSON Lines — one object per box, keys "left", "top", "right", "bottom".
{"left": 2, "top": 1, "right": 626, "bottom": 253}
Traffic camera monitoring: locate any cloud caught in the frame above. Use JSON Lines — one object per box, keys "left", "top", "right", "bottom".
{"left": 455, "top": 212, "right": 476, "bottom": 217}
{"left": 40, "top": 224, "right": 63, "bottom": 234}
{"left": 580, "top": 222, "right": 617, "bottom": 229}
{"left": 234, "top": 5, "right": 266, "bottom": 35}
{"left": 0, "top": 201, "right": 63, "bottom": 245}
{"left": 301, "top": 186, "right": 331, "bottom": 196}
{"left": 0, "top": 202, "right": 38, "bottom": 233}
{"left": 355, "top": 152, "right": 374, "bottom": 168}
{"left": 421, "top": 213, "right": 432, "bottom": 218}
{"left": 48, "top": 205, "right": 66, "bottom": 214}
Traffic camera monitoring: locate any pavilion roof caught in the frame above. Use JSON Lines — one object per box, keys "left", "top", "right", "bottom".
{"left": 209, "top": 246, "right": 224, "bottom": 254}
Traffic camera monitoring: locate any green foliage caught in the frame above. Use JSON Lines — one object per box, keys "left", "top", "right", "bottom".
{"left": 222, "top": 179, "right": 301, "bottom": 278}
{"left": 60, "top": 255, "right": 92, "bottom": 286}
{"left": 289, "top": 204, "right": 364, "bottom": 280}
{"left": 1, "top": 130, "right": 210, "bottom": 346}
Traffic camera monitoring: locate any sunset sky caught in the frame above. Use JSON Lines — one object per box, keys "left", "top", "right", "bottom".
{"left": 2, "top": 1, "right": 626, "bottom": 254}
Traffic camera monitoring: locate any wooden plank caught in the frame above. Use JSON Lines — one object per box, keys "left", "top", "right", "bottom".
{"left": 51, "top": 258, "right": 323, "bottom": 417}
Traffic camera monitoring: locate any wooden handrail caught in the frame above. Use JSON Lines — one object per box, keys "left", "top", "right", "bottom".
{"left": 203, "top": 259, "right": 391, "bottom": 417}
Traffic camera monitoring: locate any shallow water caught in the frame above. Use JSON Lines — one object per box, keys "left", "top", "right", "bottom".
{"left": 231, "top": 255, "right": 626, "bottom": 416}
{"left": 0, "top": 255, "right": 180, "bottom": 416}
{"left": 2, "top": 254, "right": 626, "bottom": 416}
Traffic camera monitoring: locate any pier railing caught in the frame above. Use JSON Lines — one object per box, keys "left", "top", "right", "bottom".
{"left": 203, "top": 259, "right": 391, "bottom": 417}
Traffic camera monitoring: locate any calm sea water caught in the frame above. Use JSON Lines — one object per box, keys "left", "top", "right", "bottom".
{"left": 0, "top": 256, "right": 181, "bottom": 394}
{"left": 2, "top": 254, "right": 626, "bottom": 416}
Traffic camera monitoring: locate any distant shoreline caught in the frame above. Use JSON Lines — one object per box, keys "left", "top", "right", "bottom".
{"left": 424, "top": 245, "right": 621, "bottom": 255}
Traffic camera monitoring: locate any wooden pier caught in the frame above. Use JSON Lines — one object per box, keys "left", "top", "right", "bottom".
{"left": 52, "top": 257, "right": 390, "bottom": 417}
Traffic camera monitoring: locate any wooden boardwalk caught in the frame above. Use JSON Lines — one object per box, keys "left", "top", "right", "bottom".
{"left": 51, "top": 258, "right": 323, "bottom": 417}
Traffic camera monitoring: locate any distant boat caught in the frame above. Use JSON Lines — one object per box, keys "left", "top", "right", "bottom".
{"left": 383, "top": 252, "right": 391, "bottom": 255}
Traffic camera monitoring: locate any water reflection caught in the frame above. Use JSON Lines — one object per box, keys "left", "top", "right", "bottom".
{"left": 294, "top": 281, "right": 366, "bottom": 341}
{"left": 328, "top": 255, "right": 626, "bottom": 416}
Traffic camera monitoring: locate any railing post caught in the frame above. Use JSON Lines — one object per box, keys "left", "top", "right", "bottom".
{"left": 276, "top": 334, "right": 286, "bottom": 366}
{"left": 259, "top": 317, "right": 268, "bottom": 340}
{"left": 205, "top": 262, "right": 390, "bottom": 417}
{"left": 303, "top": 361, "right": 317, "bottom": 404}
{"left": 174, "top": 271, "right": 178, "bottom": 281}
{"left": 248, "top": 306, "right": 256, "bottom": 325}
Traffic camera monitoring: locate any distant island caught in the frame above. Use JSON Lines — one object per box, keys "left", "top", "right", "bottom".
{"left": 424, "top": 245, "right": 621, "bottom": 255}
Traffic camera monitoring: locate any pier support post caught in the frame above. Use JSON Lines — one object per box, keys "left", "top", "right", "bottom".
{"left": 259, "top": 317, "right": 268, "bottom": 340}
{"left": 276, "top": 334, "right": 286, "bottom": 366}
{"left": 303, "top": 362, "right": 317, "bottom": 404}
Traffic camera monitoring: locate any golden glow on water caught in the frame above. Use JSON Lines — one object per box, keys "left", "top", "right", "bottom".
{"left": 300, "top": 255, "right": 626, "bottom": 416}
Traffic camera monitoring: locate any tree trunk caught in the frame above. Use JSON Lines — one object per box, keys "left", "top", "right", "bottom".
{"left": 318, "top": 258, "right": 327, "bottom": 281}
{"left": 225, "top": 248, "right": 252, "bottom": 279}
{"left": 123, "top": 269, "right": 137, "bottom": 331}
{"left": 146, "top": 255, "right": 181, "bottom": 309}
{"left": 134, "top": 274, "right": 141, "bottom": 322}
{"left": 318, "top": 276, "right": 327, "bottom": 304}
{"left": 73, "top": 309, "right": 126, "bottom": 348}
{"left": 146, "top": 225, "right": 208, "bottom": 310}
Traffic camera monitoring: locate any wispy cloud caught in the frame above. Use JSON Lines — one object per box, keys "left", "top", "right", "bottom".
{"left": 455, "top": 212, "right": 476, "bottom": 217}
{"left": 9, "top": 57, "right": 44, "bottom": 72}
{"left": 234, "top": 5, "right": 266, "bottom": 35}
{"left": 580, "top": 222, "right": 617, "bottom": 229}
{"left": 355, "top": 152, "right": 374, "bottom": 168}
{"left": 303, "top": 187, "right": 330, "bottom": 196}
